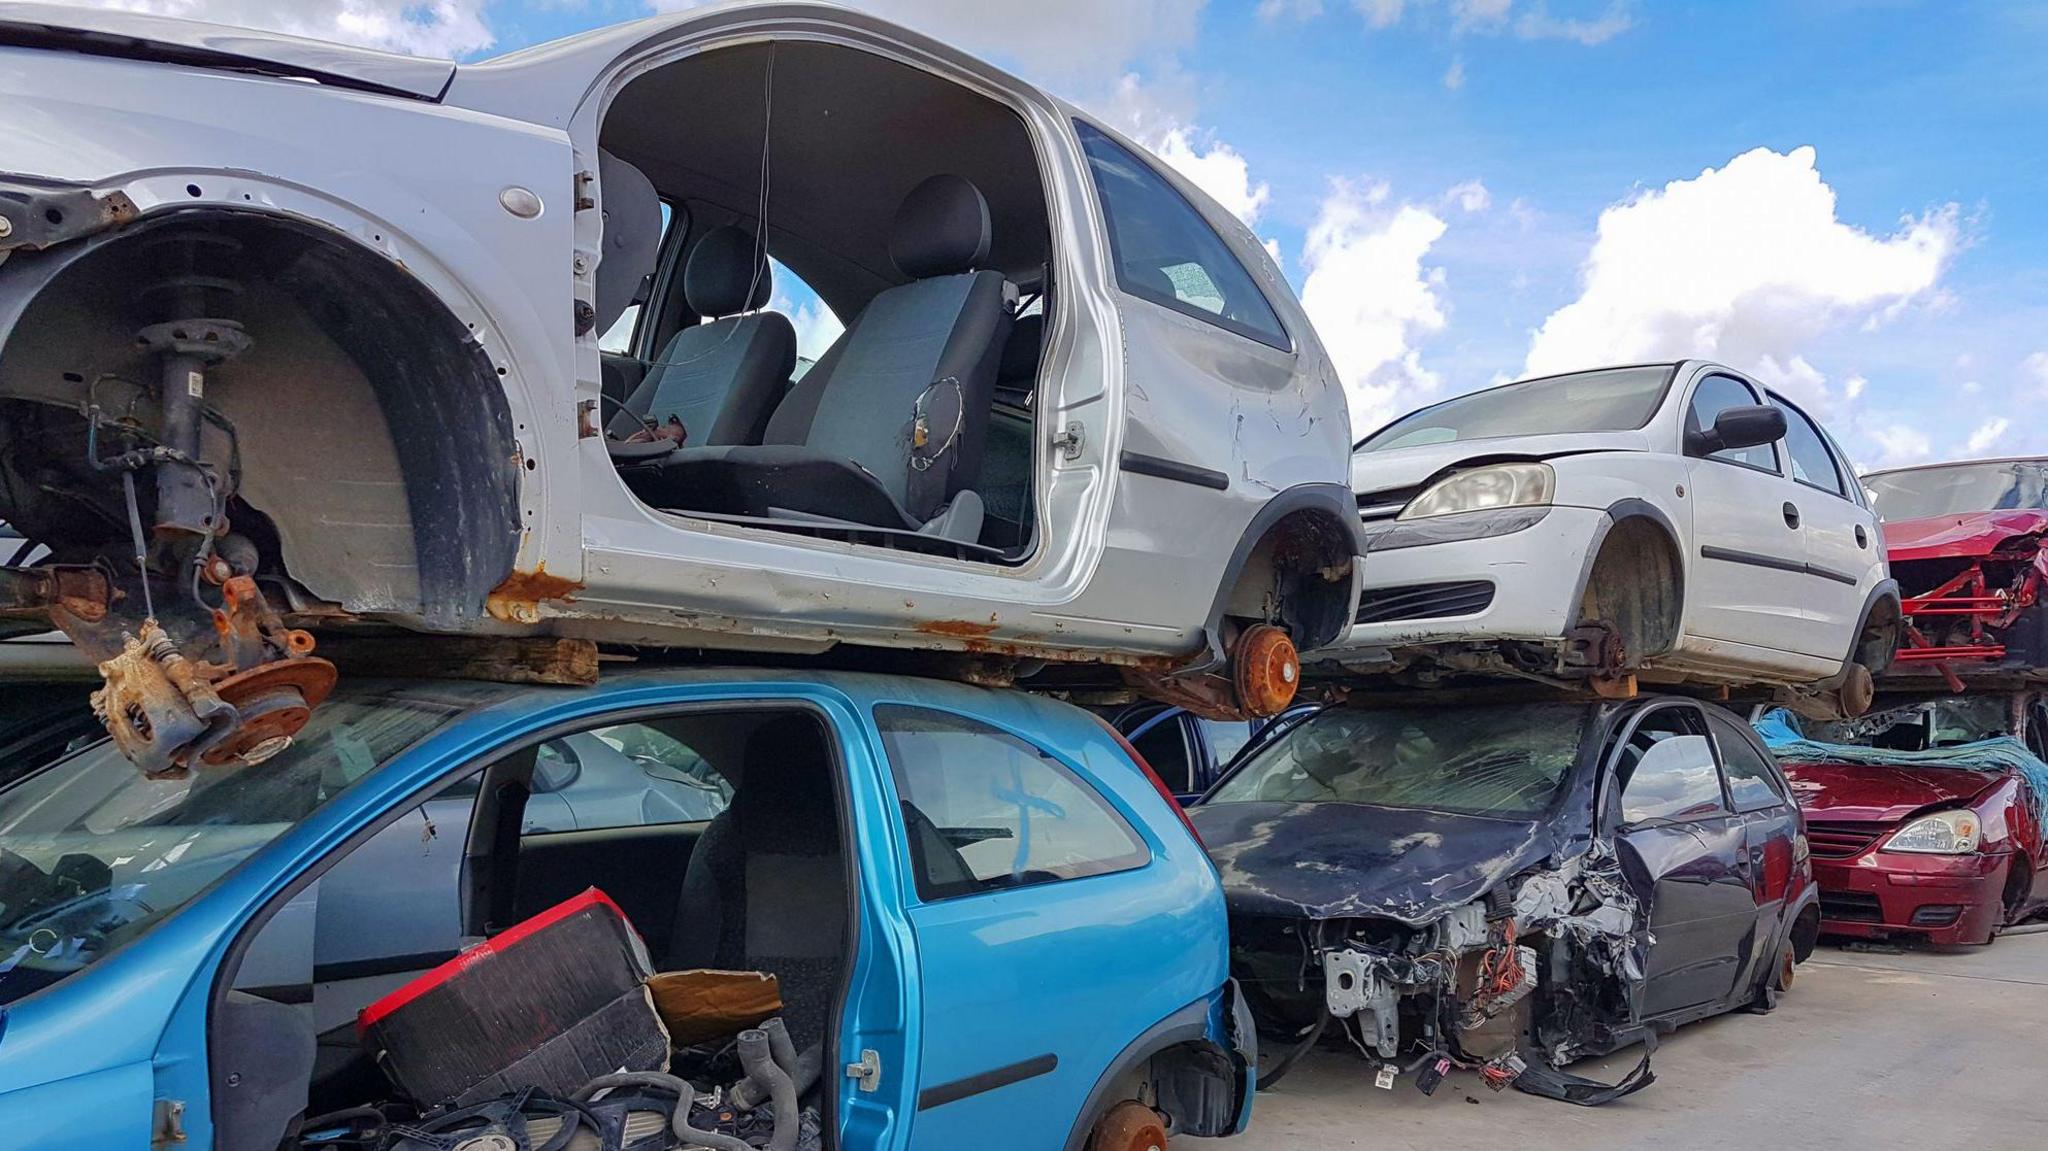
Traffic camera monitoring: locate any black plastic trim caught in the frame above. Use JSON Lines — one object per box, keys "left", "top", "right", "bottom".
{"left": 1120, "top": 450, "right": 1229, "bottom": 491}
{"left": 1699, "top": 545, "right": 1804, "bottom": 576}
{"left": 919, "top": 1053, "right": 1059, "bottom": 1111}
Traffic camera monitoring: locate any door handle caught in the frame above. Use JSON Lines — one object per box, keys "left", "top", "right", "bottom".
{"left": 1782, "top": 502, "right": 1800, "bottom": 529}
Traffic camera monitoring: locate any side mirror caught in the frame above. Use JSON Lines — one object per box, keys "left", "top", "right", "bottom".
{"left": 1686, "top": 404, "right": 1786, "bottom": 456}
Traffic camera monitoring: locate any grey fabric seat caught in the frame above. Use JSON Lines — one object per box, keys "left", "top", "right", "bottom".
{"left": 667, "top": 715, "right": 845, "bottom": 1051}
{"left": 610, "top": 225, "right": 795, "bottom": 449}
{"left": 622, "top": 175, "right": 1013, "bottom": 539}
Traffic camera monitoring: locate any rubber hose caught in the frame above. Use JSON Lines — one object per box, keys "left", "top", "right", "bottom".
{"left": 763, "top": 1017, "right": 799, "bottom": 1076}
{"left": 733, "top": 1041, "right": 824, "bottom": 1110}
{"left": 738, "top": 1028, "right": 798, "bottom": 1151}
{"left": 573, "top": 1070, "right": 753, "bottom": 1151}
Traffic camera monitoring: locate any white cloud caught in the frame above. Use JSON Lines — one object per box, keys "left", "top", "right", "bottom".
{"left": 1355, "top": 0, "right": 1408, "bottom": 28}
{"left": 1964, "top": 418, "right": 2010, "bottom": 456}
{"left": 1524, "top": 145, "right": 1960, "bottom": 406}
{"left": 1445, "top": 179, "right": 1491, "bottom": 212}
{"left": 1512, "top": 2, "right": 1633, "bottom": 44}
{"left": 57, "top": 0, "right": 493, "bottom": 57}
{"left": 2025, "top": 352, "right": 2048, "bottom": 395}
{"left": 1147, "top": 128, "right": 1272, "bottom": 228}
{"left": 1258, "top": 0, "right": 1326, "bottom": 20}
{"left": 1868, "top": 423, "right": 1932, "bottom": 468}
{"left": 1442, "top": 55, "right": 1466, "bottom": 89}
{"left": 1299, "top": 180, "right": 1452, "bottom": 434}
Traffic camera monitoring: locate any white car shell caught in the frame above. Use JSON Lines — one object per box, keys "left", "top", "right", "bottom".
{"left": 0, "top": 2, "right": 1359, "bottom": 733}
{"left": 1334, "top": 361, "right": 1900, "bottom": 702}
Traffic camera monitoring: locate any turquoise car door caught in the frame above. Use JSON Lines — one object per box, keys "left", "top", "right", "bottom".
{"left": 869, "top": 702, "right": 1225, "bottom": 1151}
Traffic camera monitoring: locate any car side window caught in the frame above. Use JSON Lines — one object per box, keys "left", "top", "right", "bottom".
{"left": 1130, "top": 713, "right": 1196, "bottom": 793}
{"left": 1074, "top": 120, "right": 1291, "bottom": 352}
{"left": 876, "top": 705, "right": 1150, "bottom": 901}
{"left": 1198, "top": 718, "right": 1256, "bottom": 774}
{"left": 1686, "top": 374, "right": 1778, "bottom": 472}
{"left": 538, "top": 722, "right": 733, "bottom": 832}
{"left": 1705, "top": 711, "right": 1787, "bottom": 813}
{"left": 1770, "top": 393, "right": 1848, "bottom": 498}
{"left": 1615, "top": 708, "right": 1727, "bottom": 824}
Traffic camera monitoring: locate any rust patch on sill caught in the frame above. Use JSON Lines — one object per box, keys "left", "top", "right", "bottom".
{"left": 486, "top": 564, "right": 584, "bottom": 625}
{"left": 917, "top": 618, "right": 1000, "bottom": 639}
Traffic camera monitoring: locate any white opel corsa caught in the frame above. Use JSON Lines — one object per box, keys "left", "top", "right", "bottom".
{"left": 1331, "top": 361, "right": 1900, "bottom": 716}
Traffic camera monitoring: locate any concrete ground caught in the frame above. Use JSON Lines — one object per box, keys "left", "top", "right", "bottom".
{"left": 1203, "top": 929, "right": 2048, "bottom": 1150}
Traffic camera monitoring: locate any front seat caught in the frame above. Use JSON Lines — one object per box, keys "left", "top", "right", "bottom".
{"left": 667, "top": 715, "right": 845, "bottom": 1050}
{"left": 608, "top": 225, "right": 795, "bottom": 450}
{"left": 621, "top": 175, "right": 1014, "bottom": 541}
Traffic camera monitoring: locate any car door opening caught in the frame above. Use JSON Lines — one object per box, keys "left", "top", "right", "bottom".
{"left": 207, "top": 703, "right": 859, "bottom": 1151}
{"left": 594, "top": 41, "right": 1053, "bottom": 563}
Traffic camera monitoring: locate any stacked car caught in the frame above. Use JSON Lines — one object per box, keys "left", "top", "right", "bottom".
{"left": 1760, "top": 456, "right": 2048, "bottom": 948}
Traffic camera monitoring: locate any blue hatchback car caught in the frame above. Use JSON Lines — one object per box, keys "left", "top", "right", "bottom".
{"left": 0, "top": 669, "right": 1251, "bottom": 1151}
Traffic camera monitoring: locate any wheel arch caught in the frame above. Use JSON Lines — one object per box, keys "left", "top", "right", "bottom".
{"left": 1198, "top": 482, "right": 1361, "bottom": 665}
{"left": 1570, "top": 497, "right": 1687, "bottom": 664}
{"left": 1061, "top": 998, "right": 1242, "bottom": 1151}
{"left": 0, "top": 206, "right": 522, "bottom": 627}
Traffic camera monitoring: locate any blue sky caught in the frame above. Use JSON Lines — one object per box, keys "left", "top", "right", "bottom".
{"left": 76, "top": 0, "right": 2048, "bottom": 470}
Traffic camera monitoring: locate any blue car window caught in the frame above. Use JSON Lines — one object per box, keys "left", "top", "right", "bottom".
{"left": 875, "top": 706, "right": 1148, "bottom": 901}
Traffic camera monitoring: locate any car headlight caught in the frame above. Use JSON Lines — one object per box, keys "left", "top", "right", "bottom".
{"left": 1399, "top": 463, "right": 1555, "bottom": 520}
{"left": 1883, "top": 809, "right": 1983, "bottom": 855}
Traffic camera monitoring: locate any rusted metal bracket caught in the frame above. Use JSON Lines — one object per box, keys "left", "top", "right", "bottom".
{"left": 0, "top": 175, "right": 138, "bottom": 252}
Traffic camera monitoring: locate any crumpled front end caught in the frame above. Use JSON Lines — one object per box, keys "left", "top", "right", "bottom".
{"left": 1232, "top": 845, "right": 1651, "bottom": 1099}
{"left": 1888, "top": 509, "right": 2048, "bottom": 683}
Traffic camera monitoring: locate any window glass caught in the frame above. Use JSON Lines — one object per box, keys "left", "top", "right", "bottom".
{"left": 1130, "top": 715, "right": 1195, "bottom": 793}
{"left": 1074, "top": 121, "right": 1290, "bottom": 351}
{"left": 1198, "top": 718, "right": 1255, "bottom": 774}
{"left": 1208, "top": 702, "right": 1585, "bottom": 817}
{"left": 1687, "top": 375, "right": 1777, "bottom": 472}
{"left": 876, "top": 706, "right": 1149, "bottom": 901}
{"left": 0, "top": 681, "right": 507, "bottom": 1008}
{"left": 1772, "top": 395, "right": 1847, "bottom": 496}
{"left": 1360, "top": 367, "right": 1670, "bottom": 451}
{"left": 1865, "top": 460, "right": 2048, "bottom": 521}
{"left": 1706, "top": 712, "right": 1785, "bottom": 813}
{"left": 525, "top": 722, "right": 733, "bottom": 835}
{"left": 767, "top": 256, "right": 844, "bottom": 377}
{"left": 1616, "top": 709, "right": 1726, "bottom": 823}
{"left": 598, "top": 202, "right": 679, "bottom": 355}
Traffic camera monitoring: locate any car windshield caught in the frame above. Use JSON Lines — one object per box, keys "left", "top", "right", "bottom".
{"left": 0, "top": 679, "right": 510, "bottom": 1007}
{"left": 1807, "top": 696, "right": 2013, "bottom": 751}
{"left": 1206, "top": 702, "right": 1588, "bottom": 817}
{"left": 1864, "top": 460, "right": 2048, "bottom": 521}
{"left": 1356, "top": 366, "right": 1671, "bottom": 452}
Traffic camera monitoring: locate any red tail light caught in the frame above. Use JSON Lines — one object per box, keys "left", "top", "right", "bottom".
{"left": 1092, "top": 714, "right": 1205, "bottom": 849}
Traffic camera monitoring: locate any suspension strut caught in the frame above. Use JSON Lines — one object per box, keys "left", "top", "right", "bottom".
{"left": 71, "top": 228, "right": 336, "bottom": 776}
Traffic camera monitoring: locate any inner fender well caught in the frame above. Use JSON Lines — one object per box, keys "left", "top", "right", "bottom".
{"left": 0, "top": 209, "right": 520, "bottom": 627}
{"left": 1210, "top": 483, "right": 1362, "bottom": 658}
{"left": 1576, "top": 502, "right": 1684, "bottom": 664}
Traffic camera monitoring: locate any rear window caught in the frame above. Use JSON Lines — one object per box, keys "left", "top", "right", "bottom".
{"left": 1207, "top": 702, "right": 1587, "bottom": 817}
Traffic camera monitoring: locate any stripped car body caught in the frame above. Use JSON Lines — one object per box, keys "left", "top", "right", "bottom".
{"left": 1865, "top": 458, "right": 2047, "bottom": 686}
{"left": 1190, "top": 693, "right": 1817, "bottom": 1100}
{"left": 0, "top": 2, "right": 1359, "bottom": 774}
{"left": 1761, "top": 694, "right": 2048, "bottom": 945}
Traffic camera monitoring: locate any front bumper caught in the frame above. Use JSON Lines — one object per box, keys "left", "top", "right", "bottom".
{"left": 1811, "top": 849, "right": 2011, "bottom": 946}
{"left": 1340, "top": 505, "right": 1607, "bottom": 650}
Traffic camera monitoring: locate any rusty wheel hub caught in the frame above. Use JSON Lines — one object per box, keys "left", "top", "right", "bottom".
{"left": 1778, "top": 946, "right": 1796, "bottom": 992}
{"left": 1231, "top": 624, "right": 1300, "bottom": 718}
{"left": 200, "top": 656, "right": 339, "bottom": 765}
{"left": 1087, "top": 1101, "right": 1167, "bottom": 1151}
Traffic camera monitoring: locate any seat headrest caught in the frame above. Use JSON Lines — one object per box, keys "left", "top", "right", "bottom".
{"left": 596, "top": 150, "right": 664, "bottom": 335}
{"left": 889, "top": 174, "right": 992, "bottom": 280}
{"left": 684, "top": 225, "right": 774, "bottom": 318}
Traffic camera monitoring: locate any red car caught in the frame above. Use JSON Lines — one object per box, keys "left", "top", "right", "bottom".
{"left": 1766, "top": 693, "right": 2048, "bottom": 945}
{"left": 1864, "top": 457, "right": 2047, "bottom": 680}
